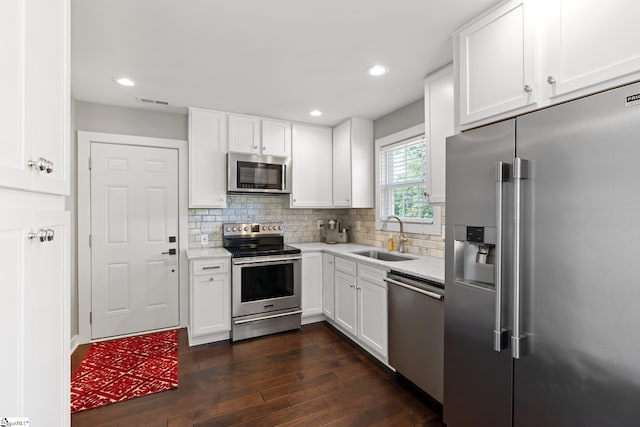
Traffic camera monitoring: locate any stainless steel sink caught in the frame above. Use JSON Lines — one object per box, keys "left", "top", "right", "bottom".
{"left": 351, "top": 250, "right": 416, "bottom": 262}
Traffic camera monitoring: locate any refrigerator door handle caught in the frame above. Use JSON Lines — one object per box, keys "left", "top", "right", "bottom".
{"left": 494, "top": 161, "right": 511, "bottom": 352}
{"left": 512, "top": 158, "right": 529, "bottom": 359}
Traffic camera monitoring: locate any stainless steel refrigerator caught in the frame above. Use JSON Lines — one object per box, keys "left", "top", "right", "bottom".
{"left": 444, "top": 82, "right": 640, "bottom": 427}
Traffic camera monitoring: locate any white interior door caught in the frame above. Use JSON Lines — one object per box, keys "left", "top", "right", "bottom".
{"left": 91, "top": 142, "right": 179, "bottom": 339}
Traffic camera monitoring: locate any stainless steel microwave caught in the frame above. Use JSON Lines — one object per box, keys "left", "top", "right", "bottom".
{"left": 227, "top": 152, "right": 292, "bottom": 194}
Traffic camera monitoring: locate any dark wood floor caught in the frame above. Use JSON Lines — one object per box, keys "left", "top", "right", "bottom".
{"left": 71, "top": 322, "right": 444, "bottom": 426}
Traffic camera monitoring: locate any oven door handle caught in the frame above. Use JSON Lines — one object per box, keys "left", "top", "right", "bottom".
{"left": 232, "top": 256, "right": 302, "bottom": 266}
{"left": 234, "top": 310, "right": 303, "bottom": 325}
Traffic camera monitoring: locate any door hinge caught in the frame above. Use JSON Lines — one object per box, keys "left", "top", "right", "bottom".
{"left": 89, "top": 234, "right": 92, "bottom": 247}
{"left": 88, "top": 157, "right": 92, "bottom": 170}
{"left": 89, "top": 311, "right": 92, "bottom": 325}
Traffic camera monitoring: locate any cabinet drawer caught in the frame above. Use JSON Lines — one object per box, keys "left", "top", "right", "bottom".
{"left": 334, "top": 257, "right": 357, "bottom": 275}
{"left": 358, "top": 263, "right": 387, "bottom": 286}
{"left": 192, "top": 258, "right": 230, "bottom": 276}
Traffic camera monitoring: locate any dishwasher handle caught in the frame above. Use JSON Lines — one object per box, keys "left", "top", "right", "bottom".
{"left": 384, "top": 277, "right": 444, "bottom": 301}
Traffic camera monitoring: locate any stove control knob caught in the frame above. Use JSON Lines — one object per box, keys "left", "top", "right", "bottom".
{"left": 269, "top": 226, "right": 274, "bottom": 230}
{"left": 232, "top": 227, "right": 237, "bottom": 232}
{"left": 262, "top": 226, "right": 266, "bottom": 231}
{"left": 278, "top": 225, "right": 283, "bottom": 230}
{"left": 226, "top": 227, "right": 230, "bottom": 232}
{"left": 244, "top": 227, "right": 248, "bottom": 231}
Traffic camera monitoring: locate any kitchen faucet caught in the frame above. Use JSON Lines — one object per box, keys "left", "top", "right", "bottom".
{"left": 386, "top": 216, "right": 408, "bottom": 253}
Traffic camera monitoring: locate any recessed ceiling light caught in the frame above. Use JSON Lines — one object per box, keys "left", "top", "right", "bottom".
{"left": 367, "top": 65, "right": 389, "bottom": 77}
{"left": 309, "top": 110, "right": 323, "bottom": 117}
{"left": 115, "top": 77, "right": 135, "bottom": 87}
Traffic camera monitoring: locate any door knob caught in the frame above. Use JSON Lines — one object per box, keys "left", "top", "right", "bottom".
{"left": 162, "top": 248, "right": 177, "bottom": 255}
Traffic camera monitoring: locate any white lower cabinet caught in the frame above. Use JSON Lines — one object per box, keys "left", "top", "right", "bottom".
{"left": 0, "top": 207, "right": 69, "bottom": 426}
{"left": 322, "top": 254, "right": 335, "bottom": 320}
{"left": 301, "top": 251, "right": 323, "bottom": 321}
{"left": 334, "top": 268, "right": 358, "bottom": 335}
{"left": 188, "top": 257, "right": 231, "bottom": 345}
{"left": 357, "top": 264, "right": 388, "bottom": 357}
{"left": 332, "top": 256, "right": 388, "bottom": 362}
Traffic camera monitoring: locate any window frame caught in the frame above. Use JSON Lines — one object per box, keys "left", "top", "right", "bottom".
{"left": 374, "top": 124, "right": 441, "bottom": 235}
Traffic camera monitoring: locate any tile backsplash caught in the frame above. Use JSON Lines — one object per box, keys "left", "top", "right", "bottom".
{"left": 189, "top": 195, "right": 350, "bottom": 247}
{"left": 189, "top": 195, "right": 445, "bottom": 258}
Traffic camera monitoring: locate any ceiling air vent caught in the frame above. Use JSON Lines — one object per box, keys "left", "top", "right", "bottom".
{"left": 136, "top": 97, "right": 170, "bottom": 106}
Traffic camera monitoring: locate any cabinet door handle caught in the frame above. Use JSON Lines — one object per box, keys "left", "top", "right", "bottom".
{"left": 524, "top": 85, "right": 532, "bottom": 93}
{"left": 38, "top": 229, "right": 48, "bottom": 242}
{"left": 202, "top": 266, "right": 221, "bottom": 270}
{"left": 46, "top": 229, "right": 55, "bottom": 241}
{"left": 45, "top": 160, "right": 54, "bottom": 174}
{"left": 547, "top": 76, "right": 556, "bottom": 85}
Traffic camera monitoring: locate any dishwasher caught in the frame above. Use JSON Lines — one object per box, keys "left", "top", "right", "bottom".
{"left": 385, "top": 270, "right": 444, "bottom": 403}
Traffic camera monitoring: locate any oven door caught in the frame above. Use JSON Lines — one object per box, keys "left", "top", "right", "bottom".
{"left": 232, "top": 256, "right": 301, "bottom": 317}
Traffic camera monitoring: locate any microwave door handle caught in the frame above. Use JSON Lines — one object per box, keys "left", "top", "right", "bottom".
{"left": 282, "top": 164, "right": 286, "bottom": 190}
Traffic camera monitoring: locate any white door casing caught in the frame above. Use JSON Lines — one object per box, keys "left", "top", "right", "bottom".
{"left": 90, "top": 142, "right": 179, "bottom": 339}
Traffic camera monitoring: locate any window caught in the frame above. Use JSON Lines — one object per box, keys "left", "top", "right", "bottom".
{"left": 374, "top": 125, "right": 441, "bottom": 236}
{"left": 379, "top": 134, "right": 433, "bottom": 222}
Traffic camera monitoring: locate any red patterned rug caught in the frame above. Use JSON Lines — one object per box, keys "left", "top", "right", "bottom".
{"left": 71, "top": 329, "right": 178, "bottom": 413}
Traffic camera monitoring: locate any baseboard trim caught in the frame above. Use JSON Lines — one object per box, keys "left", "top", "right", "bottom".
{"left": 70, "top": 334, "right": 80, "bottom": 355}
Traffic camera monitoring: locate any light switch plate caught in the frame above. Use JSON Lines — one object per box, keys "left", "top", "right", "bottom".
{"left": 201, "top": 234, "right": 209, "bottom": 246}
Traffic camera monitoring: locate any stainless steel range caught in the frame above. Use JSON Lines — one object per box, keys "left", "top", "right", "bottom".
{"left": 223, "top": 222, "right": 302, "bottom": 341}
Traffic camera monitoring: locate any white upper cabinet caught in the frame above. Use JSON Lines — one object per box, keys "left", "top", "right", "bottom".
{"left": 290, "top": 124, "right": 333, "bottom": 208}
{"left": 424, "top": 65, "right": 454, "bottom": 205}
{"left": 0, "top": 0, "right": 69, "bottom": 195}
{"left": 456, "top": 0, "right": 536, "bottom": 127}
{"left": 332, "top": 118, "right": 374, "bottom": 208}
{"left": 261, "top": 119, "right": 292, "bottom": 157}
{"left": 228, "top": 114, "right": 291, "bottom": 157}
{"left": 188, "top": 108, "right": 228, "bottom": 208}
{"left": 228, "top": 114, "right": 261, "bottom": 154}
{"left": 456, "top": 0, "right": 640, "bottom": 129}
{"left": 543, "top": 0, "right": 640, "bottom": 102}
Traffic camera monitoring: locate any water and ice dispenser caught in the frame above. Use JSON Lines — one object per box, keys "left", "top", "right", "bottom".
{"left": 454, "top": 225, "right": 496, "bottom": 286}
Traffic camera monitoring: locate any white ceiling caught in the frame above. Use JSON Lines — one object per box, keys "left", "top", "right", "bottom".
{"left": 71, "top": 0, "right": 499, "bottom": 126}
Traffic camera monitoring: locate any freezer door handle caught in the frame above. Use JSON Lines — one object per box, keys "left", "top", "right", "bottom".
{"left": 511, "top": 158, "right": 529, "bottom": 359}
{"left": 494, "top": 161, "right": 511, "bottom": 352}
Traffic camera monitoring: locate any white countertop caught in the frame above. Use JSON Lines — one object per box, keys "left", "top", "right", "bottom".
{"left": 290, "top": 242, "right": 444, "bottom": 284}
{"left": 186, "top": 247, "right": 231, "bottom": 260}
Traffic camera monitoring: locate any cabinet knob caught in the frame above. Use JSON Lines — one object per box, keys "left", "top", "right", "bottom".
{"left": 349, "top": 283, "right": 354, "bottom": 288}
{"left": 45, "top": 160, "right": 54, "bottom": 174}
{"left": 27, "top": 158, "right": 47, "bottom": 171}
{"left": 26, "top": 232, "right": 38, "bottom": 241}
{"left": 209, "top": 277, "right": 214, "bottom": 281}
{"left": 524, "top": 85, "right": 532, "bottom": 94}
{"left": 547, "top": 76, "right": 556, "bottom": 85}
{"left": 46, "top": 228, "right": 55, "bottom": 241}
{"left": 253, "top": 145, "right": 258, "bottom": 149}
{"left": 262, "top": 146, "right": 266, "bottom": 150}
